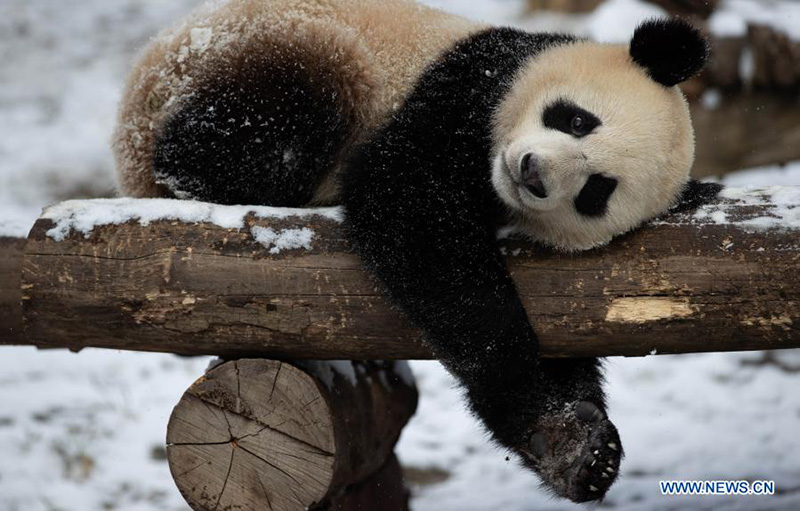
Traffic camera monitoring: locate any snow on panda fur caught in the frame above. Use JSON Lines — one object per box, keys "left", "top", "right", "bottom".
{"left": 113, "top": 0, "right": 717, "bottom": 503}
{"left": 113, "top": 0, "right": 480, "bottom": 203}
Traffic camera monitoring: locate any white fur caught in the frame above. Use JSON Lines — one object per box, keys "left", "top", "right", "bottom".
{"left": 491, "top": 41, "right": 694, "bottom": 251}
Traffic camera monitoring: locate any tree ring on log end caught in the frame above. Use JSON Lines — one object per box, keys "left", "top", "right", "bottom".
{"left": 167, "top": 359, "right": 336, "bottom": 510}
{"left": 166, "top": 358, "right": 418, "bottom": 511}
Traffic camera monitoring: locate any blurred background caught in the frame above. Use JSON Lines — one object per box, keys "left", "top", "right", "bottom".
{"left": 0, "top": 0, "right": 799, "bottom": 510}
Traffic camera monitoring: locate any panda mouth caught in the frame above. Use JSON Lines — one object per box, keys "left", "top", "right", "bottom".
{"left": 520, "top": 169, "right": 548, "bottom": 199}
{"left": 524, "top": 175, "right": 548, "bottom": 199}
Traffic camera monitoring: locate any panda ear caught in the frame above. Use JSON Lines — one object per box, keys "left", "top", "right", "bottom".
{"left": 629, "top": 18, "right": 709, "bottom": 87}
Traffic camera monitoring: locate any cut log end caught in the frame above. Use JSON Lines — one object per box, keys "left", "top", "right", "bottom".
{"left": 167, "top": 359, "right": 417, "bottom": 511}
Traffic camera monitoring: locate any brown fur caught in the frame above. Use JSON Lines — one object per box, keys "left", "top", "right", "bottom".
{"left": 113, "top": 0, "right": 482, "bottom": 201}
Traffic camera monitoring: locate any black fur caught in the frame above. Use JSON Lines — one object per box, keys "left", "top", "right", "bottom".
{"left": 147, "top": 22, "right": 720, "bottom": 503}
{"left": 342, "top": 28, "right": 620, "bottom": 502}
{"left": 630, "top": 18, "right": 708, "bottom": 87}
{"left": 575, "top": 174, "right": 618, "bottom": 217}
{"left": 671, "top": 179, "right": 724, "bottom": 213}
{"left": 154, "top": 53, "right": 350, "bottom": 206}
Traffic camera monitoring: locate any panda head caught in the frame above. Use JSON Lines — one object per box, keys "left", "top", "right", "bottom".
{"left": 491, "top": 19, "right": 709, "bottom": 251}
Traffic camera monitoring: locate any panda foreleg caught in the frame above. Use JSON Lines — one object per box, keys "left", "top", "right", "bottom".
{"left": 468, "top": 355, "right": 624, "bottom": 502}
{"left": 418, "top": 278, "right": 624, "bottom": 502}
{"left": 342, "top": 159, "right": 622, "bottom": 503}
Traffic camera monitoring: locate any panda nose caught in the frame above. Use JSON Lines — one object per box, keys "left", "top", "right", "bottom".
{"left": 520, "top": 153, "right": 547, "bottom": 199}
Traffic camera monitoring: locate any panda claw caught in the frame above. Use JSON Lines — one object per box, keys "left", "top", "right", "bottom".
{"left": 608, "top": 442, "right": 618, "bottom": 451}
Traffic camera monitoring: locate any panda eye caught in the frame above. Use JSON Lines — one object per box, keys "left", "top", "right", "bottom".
{"left": 571, "top": 115, "right": 586, "bottom": 135}
{"left": 543, "top": 99, "right": 601, "bottom": 138}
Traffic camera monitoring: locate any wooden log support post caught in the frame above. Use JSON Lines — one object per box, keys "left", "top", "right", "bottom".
{"left": 167, "top": 359, "right": 417, "bottom": 511}
{"left": 3, "top": 186, "right": 800, "bottom": 357}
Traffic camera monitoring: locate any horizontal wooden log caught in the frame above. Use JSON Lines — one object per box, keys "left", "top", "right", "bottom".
{"left": 7, "top": 188, "right": 800, "bottom": 358}
{"left": 167, "top": 359, "right": 416, "bottom": 511}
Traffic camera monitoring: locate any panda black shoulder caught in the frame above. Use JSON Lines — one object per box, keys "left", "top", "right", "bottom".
{"left": 392, "top": 28, "right": 578, "bottom": 131}
{"left": 340, "top": 27, "right": 578, "bottom": 312}
{"left": 342, "top": 28, "right": 578, "bottom": 231}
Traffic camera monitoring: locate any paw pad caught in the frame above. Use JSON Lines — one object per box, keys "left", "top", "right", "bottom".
{"left": 519, "top": 401, "right": 623, "bottom": 503}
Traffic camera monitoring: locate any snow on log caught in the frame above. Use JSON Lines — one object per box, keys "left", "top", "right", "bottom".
{"left": 167, "top": 359, "right": 415, "bottom": 511}
{"left": 5, "top": 187, "right": 800, "bottom": 358}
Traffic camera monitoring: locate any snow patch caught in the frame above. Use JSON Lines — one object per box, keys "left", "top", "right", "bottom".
{"left": 585, "top": 0, "right": 667, "bottom": 43}
{"left": 722, "top": 162, "right": 800, "bottom": 187}
{"left": 701, "top": 89, "right": 722, "bottom": 110}
{"left": 0, "top": 218, "right": 32, "bottom": 239}
{"left": 739, "top": 45, "right": 755, "bottom": 83}
{"left": 40, "top": 198, "right": 341, "bottom": 241}
{"left": 654, "top": 185, "right": 800, "bottom": 233}
{"left": 708, "top": 8, "right": 747, "bottom": 39}
{"left": 710, "top": 210, "right": 728, "bottom": 224}
{"left": 251, "top": 226, "right": 314, "bottom": 254}
{"left": 189, "top": 27, "right": 213, "bottom": 53}
{"left": 710, "top": 0, "right": 800, "bottom": 42}
{"left": 698, "top": 186, "right": 800, "bottom": 230}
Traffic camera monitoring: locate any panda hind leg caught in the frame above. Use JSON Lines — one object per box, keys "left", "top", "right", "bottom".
{"left": 153, "top": 22, "right": 376, "bottom": 207}
{"left": 154, "top": 59, "right": 341, "bottom": 206}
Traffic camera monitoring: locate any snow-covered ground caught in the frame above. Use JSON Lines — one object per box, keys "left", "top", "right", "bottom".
{"left": 1, "top": 0, "right": 799, "bottom": 510}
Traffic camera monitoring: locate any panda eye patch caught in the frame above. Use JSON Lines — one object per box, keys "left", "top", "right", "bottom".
{"left": 543, "top": 99, "right": 601, "bottom": 138}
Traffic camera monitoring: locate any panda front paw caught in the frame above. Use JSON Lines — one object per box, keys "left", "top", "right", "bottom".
{"left": 521, "top": 401, "right": 623, "bottom": 503}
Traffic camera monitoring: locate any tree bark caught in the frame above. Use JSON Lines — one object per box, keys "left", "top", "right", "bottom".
{"left": 166, "top": 359, "right": 416, "bottom": 511}
{"left": 7, "top": 188, "right": 800, "bottom": 358}
{"left": 0, "top": 237, "right": 25, "bottom": 343}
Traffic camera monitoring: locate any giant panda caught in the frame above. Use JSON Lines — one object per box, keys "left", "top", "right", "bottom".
{"left": 114, "top": 0, "right": 719, "bottom": 503}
